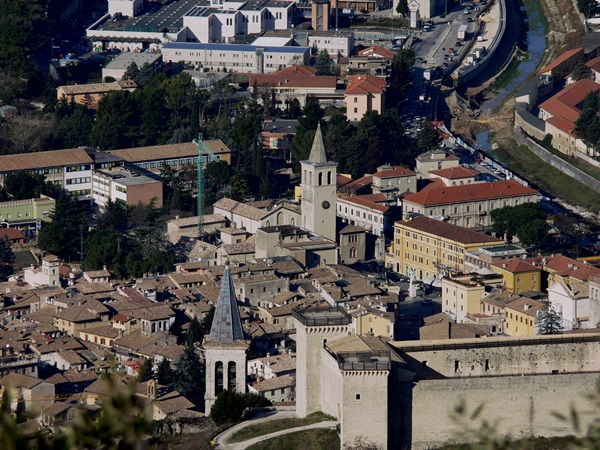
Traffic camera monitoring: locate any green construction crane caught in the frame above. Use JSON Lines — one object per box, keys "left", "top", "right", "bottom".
{"left": 193, "top": 132, "right": 220, "bottom": 235}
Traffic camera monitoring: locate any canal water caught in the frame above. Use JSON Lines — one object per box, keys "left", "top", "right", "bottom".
{"left": 475, "top": 0, "right": 547, "bottom": 151}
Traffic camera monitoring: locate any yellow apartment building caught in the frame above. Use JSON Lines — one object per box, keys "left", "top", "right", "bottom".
{"left": 441, "top": 274, "right": 503, "bottom": 323}
{"left": 351, "top": 308, "right": 395, "bottom": 339}
{"left": 385, "top": 216, "right": 504, "bottom": 281}
{"left": 491, "top": 259, "right": 542, "bottom": 294}
{"left": 504, "top": 297, "right": 545, "bottom": 336}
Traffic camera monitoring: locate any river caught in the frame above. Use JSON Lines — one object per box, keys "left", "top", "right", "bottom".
{"left": 475, "top": 0, "right": 547, "bottom": 151}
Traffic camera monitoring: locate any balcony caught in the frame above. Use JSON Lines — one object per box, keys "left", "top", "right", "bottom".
{"left": 327, "top": 348, "right": 391, "bottom": 371}
{"left": 292, "top": 305, "right": 351, "bottom": 327}
{"left": 0, "top": 354, "right": 38, "bottom": 368}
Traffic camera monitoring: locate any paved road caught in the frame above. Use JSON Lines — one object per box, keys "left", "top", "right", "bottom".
{"left": 213, "top": 410, "right": 296, "bottom": 450}
{"left": 228, "top": 421, "right": 338, "bottom": 449}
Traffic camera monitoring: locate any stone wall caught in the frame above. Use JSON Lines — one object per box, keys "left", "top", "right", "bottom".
{"left": 515, "top": 128, "right": 600, "bottom": 195}
{"left": 392, "top": 334, "right": 600, "bottom": 378}
{"left": 408, "top": 372, "right": 600, "bottom": 449}
{"left": 514, "top": 109, "right": 546, "bottom": 141}
{"left": 456, "top": 0, "right": 507, "bottom": 86}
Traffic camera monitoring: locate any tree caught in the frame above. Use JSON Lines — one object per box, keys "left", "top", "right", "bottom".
{"left": 174, "top": 343, "right": 204, "bottom": 403}
{"left": 155, "top": 358, "right": 175, "bottom": 387}
{"left": 137, "top": 358, "right": 154, "bottom": 382}
{"left": 389, "top": 49, "right": 416, "bottom": 106}
{"left": 417, "top": 123, "right": 442, "bottom": 151}
{"left": 396, "top": 0, "right": 409, "bottom": 15}
{"left": 490, "top": 203, "right": 548, "bottom": 242}
{"left": 0, "top": 237, "right": 15, "bottom": 282}
{"left": 210, "top": 390, "right": 271, "bottom": 425}
{"left": 517, "top": 218, "right": 550, "bottom": 247}
{"left": 575, "top": 91, "right": 600, "bottom": 151}
{"left": 123, "top": 62, "right": 141, "bottom": 83}
{"left": 96, "top": 199, "right": 130, "bottom": 230}
{"left": 572, "top": 61, "right": 593, "bottom": 81}
{"left": 37, "top": 191, "right": 88, "bottom": 260}
{"left": 230, "top": 166, "right": 253, "bottom": 201}
{"left": 538, "top": 307, "right": 564, "bottom": 335}
{"left": 186, "top": 316, "right": 204, "bottom": 345}
{"left": 4, "top": 172, "right": 46, "bottom": 200}
{"left": 578, "top": 0, "right": 596, "bottom": 16}
{"left": 315, "top": 49, "right": 334, "bottom": 75}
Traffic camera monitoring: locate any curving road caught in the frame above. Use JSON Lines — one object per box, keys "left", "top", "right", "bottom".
{"left": 213, "top": 411, "right": 337, "bottom": 450}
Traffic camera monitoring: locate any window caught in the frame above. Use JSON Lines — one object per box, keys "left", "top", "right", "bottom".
{"left": 355, "top": 393, "right": 361, "bottom": 400}
{"left": 354, "top": 97, "right": 358, "bottom": 103}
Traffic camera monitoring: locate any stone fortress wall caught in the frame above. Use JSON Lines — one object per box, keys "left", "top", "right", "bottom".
{"left": 391, "top": 334, "right": 600, "bottom": 449}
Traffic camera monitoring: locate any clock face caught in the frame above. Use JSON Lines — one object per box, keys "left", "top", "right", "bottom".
{"left": 322, "top": 201, "right": 330, "bottom": 209}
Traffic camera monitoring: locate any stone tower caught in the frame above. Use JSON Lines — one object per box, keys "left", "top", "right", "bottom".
{"left": 204, "top": 263, "right": 248, "bottom": 414}
{"left": 293, "top": 305, "right": 351, "bottom": 417}
{"left": 301, "top": 123, "right": 337, "bottom": 242}
{"left": 42, "top": 255, "right": 60, "bottom": 287}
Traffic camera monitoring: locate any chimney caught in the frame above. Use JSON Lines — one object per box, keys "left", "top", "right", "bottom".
{"left": 103, "top": 265, "right": 107, "bottom": 271}
{"left": 266, "top": 352, "right": 271, "bottom": 368}
{"left": 30, "top": 264, "right": 35, "bottom": 271}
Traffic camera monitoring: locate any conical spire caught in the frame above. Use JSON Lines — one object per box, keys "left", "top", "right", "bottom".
{"left": 208, "top": 263, "right": 244, "bottom": 343}
{"left": 308, "top": 123, "right": 328, "bottom": 164}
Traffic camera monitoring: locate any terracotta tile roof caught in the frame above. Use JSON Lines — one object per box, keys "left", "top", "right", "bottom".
{"left": 250, "top": 374, "right": 296, "bottom": 392}
{"left": 339, "top": 195, "right": 390, "bottom": 213}
{"left": 543, "top": 254, "right": 600, "bottom": 281}
{"left": 586, "top": 55, "right": 600, "bottom": 72}
{"left": 358, "top": 45, "right": 395, "bottom": 59}
{"left": 539, "top": 79, "right": 600, "bottom": 124}
{"left": 213, "top": 197, "right": 271, "bottom": 221}
{"left": 416, "top": 151, "right": 459, "bottom": 162}
{"left": 505, "top": 297, "right": 545, "bottom": 317}
{"left": 109, "top": 139, "right": 231, "bottom": 163}
{"left": 537, "top": 47, "right": 583, "bottom": 74}
{"left": 277, "top": 65, "right": 317, "bottom": 76}
{"left": 42, "top": 401, "right": 72, "bottom": 417}
{"left": 346, "top": 74, "right": 387, "bottom": 95}
{"left": 337, "top": 174, "right": 353, "bottom": 187}
{"left": 372, "top": 166, "right": 416, "bottom": 178}
{"left": 249, "top": 65, "right": 336, "bottom": 89}
{"left": 340, "top": 175, "right": 373, "bottom": 191}
{"left": 492, "top": 259, "right": 540, "bottom": 273}
{"left": 0, "top": 228, "right": 25, "bottom": 240}
{"left": 0, "top": 372, "right": 42, "bottom": 389}
{"left": 396, "top": 216, "right": 503, "bottom": 245}
{"left": 403, "top": 180, "right": 538, "bottom": 206}
{"left": 340, "top": 224, "right": 367, "bottom": 234}
{"left": 0, "top": 149, "right": 93, "bottom": 172}
{"left": 428, "top": 166, "right": 480, "bottom": 179}
{"left": 58, "top": 80, "right": 137, "bottom": 95}
{"left": 546, "top": 116, "right": 577, "bottom": 135}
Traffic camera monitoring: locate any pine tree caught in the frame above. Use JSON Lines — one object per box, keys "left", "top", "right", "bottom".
{"left": 174, "top": 343, "right": 204, "bottom": 404}
{"left": 230, "top": 165, "right": 253, "bottom": 202}
{"left": 137, "top": 358, "right": 154, "bottom": 382}
{"left": 538, "top": 307, "right": 564, "bottom": 335}
{"left": 155, "top": 358, "right": 175, "bottom": 386}
{"left": 0, "top": 237, "right": 15, "bottom": 282}
{"left": 186, "top": 317, "right": 203, "bottom": 345}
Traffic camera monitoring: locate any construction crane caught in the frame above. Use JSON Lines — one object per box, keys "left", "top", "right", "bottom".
{"left": 193, "top": 133, "right": 219, "bottom": 235}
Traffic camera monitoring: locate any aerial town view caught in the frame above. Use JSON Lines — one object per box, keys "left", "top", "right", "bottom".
{"left": 2, "top": 0, "right": 600, "bottom": 448}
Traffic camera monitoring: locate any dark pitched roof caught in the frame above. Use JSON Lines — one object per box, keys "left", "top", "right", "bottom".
{"left": 208, "top": 264, "right": 244, "bottom": 343}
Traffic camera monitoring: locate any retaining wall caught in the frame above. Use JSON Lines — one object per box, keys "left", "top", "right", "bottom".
{"left": 456, "top": 0, "right": 507, "bottom": 85}
{"left": 515, "top": 127, "right": 600, "bottom": 197}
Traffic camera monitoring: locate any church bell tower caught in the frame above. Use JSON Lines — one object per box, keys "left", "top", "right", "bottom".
{"left": 300, "top": 123, "right": 337, "bottom": 242}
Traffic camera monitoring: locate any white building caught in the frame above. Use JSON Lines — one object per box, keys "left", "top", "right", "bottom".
{"left": 548, "top": 281, "right": 590, "bottom": 330}
{"left": 254, "top": 30, "right": 355, "bottom": 57}
{"left": 0, "top": 149, "right": 93, "bottom": 202}
{"left": 92, "top": 169, "right": 164, "bottom": 210}
{"left": 337, "top": 194, "right": 395, "bottom": 238}
{"left": 161, "top": 42, "right": 309, "bottom": 74}
{"left": 102, "top": 52, "right": 162, "bottom": 81}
